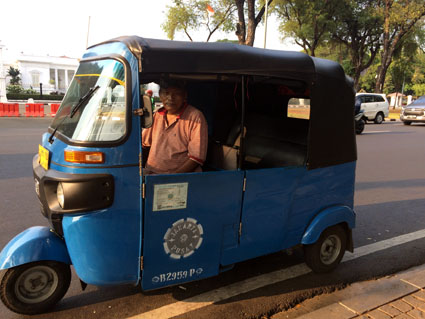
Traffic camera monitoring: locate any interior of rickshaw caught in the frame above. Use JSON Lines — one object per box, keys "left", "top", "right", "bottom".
{"left": 141, "top": 74, "right": 311, "bottom": 172}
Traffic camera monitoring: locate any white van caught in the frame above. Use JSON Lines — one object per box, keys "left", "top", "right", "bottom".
{"left": 355, "top": 93, "right": 389, "bottom": 124}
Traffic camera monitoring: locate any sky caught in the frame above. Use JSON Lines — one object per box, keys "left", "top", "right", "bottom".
{"left": 0, "top": 0, "right": 300, "bottom": 60}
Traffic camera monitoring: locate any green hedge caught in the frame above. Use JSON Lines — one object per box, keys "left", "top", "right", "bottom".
{"left": 6, "top": 94, "right": 64, "bottom": 101}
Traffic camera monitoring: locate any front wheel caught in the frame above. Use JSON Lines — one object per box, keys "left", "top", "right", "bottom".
{"left": 403, "top": 121, "right": 412, "bottom": 125}
{"left": 0, "top": 261, "right": 71, "bottom": 315}
{"left": 304, "top": 225, "right": 347, "bottom": 273}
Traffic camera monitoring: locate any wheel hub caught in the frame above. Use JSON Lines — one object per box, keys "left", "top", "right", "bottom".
{"left": 15, "top": 265, "right": 59, "bottom": 304}
{"left": 320, "top": 235, "right": 342, "bottom": 265}
{"left": 26, "top": 273, "right": 48, "bottom": 292}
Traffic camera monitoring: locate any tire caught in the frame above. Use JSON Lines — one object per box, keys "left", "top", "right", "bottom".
{"left": 374, "top": 112, "right": 384, "bottom": 124}
{"left": 403, "top": 121, "right": 412, "bottom": 125}
{"left": 304, "top": 225, "right": 347, "bottom": 273}
{"left": 0, "top": 261, "right": 71, "bottom": 315}
{"left": 356, "top": 119, "right": 365, "bottom": 134}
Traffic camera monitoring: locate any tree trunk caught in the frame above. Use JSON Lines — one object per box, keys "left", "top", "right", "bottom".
{"left": 374, "top": 0, "right": 391, "bottom": 93}
{"left": 235, "top": 0, "right": 273, "bottom": 46}
{"left": 353, "top": 69, "right": 361, "bottom": 92}
{"left": 245, "top": 0, "right": 256, "bottom": 46}
{"left": 235, "top": 0, "right": 246, "bottom": 44}
{"left": 351, "top": 50, "right": 361, "bottom": 91}
{"left": 375, "top": 55, "right": 390, "bottom": 93}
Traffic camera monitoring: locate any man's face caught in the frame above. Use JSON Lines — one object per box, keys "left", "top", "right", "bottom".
{"left": 159, "top": 86, "right": 186, "bottom": 114}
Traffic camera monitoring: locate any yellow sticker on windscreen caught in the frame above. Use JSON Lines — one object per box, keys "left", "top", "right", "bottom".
{"left": 38, "top": 145, "right": 49, "bottom": 170}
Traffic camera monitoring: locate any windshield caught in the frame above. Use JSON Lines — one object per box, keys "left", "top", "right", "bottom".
{"left": 409, "top": 96, "right": 425, "bottom": 107}
{"left": 50, "top": 59, "right": 126, "bottom": 142}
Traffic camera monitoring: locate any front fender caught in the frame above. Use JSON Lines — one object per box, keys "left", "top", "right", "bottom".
{"left": 0, "top": 226, "right": 71, "bottom": 270}
{"left": 301, "top": 206, "right": 355, "bottom": 246}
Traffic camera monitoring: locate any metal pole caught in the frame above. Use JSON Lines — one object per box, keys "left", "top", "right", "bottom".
{"left": 86, "top": 16, "right": 91, "bottom": 49}
{"left": 238, "top": 76, "right": 246, "bottom": 170}
{"left": 401, "top": 71, "right": 406, "bottom": 107}
{"left": 0, "top": 43, "right": 8, "bottom": 103}
{"left": 263, "top": 1, "right": 269, "bottom": 49}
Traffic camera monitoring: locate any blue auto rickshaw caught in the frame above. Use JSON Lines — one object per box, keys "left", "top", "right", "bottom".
{"left": 0, "top": 36, "right": 357, "bottom": 315}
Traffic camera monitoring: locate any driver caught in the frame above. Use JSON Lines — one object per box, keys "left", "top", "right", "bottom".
{"left": 142, "top": 79, "right": 208, "bottom": 174}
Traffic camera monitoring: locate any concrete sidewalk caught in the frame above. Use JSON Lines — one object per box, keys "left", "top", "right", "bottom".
{"left": 272, "top": 264, "right": 425, "bottom": 319}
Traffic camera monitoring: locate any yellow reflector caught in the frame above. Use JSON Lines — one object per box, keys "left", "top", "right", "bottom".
{"left": 64, "top": 151, "right": 105, "bottom": 164}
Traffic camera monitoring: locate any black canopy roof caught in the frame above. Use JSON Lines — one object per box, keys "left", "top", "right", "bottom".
{"left": 94, "top": 36, "right": 315, "bottom": 82}
{"left": 90, "top": 36, "right": 357, "bottom": 169}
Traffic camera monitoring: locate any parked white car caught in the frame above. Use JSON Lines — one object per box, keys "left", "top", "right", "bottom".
{"left": 355, "top": 93, "right": 389, "bottom": 124}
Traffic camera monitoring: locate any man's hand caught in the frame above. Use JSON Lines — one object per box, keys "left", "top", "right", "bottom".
{"left": 175, "top": 159, "right": 200, "bottom": 173}
{"left": 133, "top": 108, "right": 145, "bottom": 116}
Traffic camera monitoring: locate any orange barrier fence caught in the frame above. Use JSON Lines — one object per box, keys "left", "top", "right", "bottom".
{"left": 0, "top": 103, "right": 20, "bottom": 117}
{"left": 25, "top": 103, "right": 45, "bottom": 117}
{"left": 50, "top": 103, "right": 60, "bottom": 117}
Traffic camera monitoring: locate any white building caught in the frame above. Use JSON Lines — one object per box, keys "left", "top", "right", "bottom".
{"left": 2, "top": 50, "right": 79, "bottom": 95}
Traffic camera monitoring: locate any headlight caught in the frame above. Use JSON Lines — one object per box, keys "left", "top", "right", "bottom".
{"left": 34, "top": 179, "right": 40, "bottom": 197}
{"left": 57, "top": 182, "right": 65, "bottom": 208}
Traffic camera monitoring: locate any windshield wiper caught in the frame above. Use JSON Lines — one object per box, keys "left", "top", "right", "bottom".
{"left": 48, "top": 85, "right": 100, "bottom": 144}
{"left": 69, "top": 85, "right": 100, "bottom": 119}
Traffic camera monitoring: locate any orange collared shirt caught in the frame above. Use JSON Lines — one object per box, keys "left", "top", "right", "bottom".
{"left": 142, "top": 104, "right": 208, "bottom": 174}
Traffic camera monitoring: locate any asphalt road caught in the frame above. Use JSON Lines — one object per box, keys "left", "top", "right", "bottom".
{"left": 1, "top": 118, "right": 425, "bottom": 319}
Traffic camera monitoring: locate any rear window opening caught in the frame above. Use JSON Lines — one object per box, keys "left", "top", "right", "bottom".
{"left": 288, "top": 98, "right": 310, "bottom": 120}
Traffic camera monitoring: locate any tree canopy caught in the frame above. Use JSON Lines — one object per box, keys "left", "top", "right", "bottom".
{"left": 162, "top": 0, "right": 273, "bottom": 45}
{"left": 7, "top": 67, "right": 21, "bottom": 85}
{"left": 161, "top": 0, "right": 425, "bottom": 97}
{"left": 274, "top": 0, "right": 341, "bottom": 57}
{"left": 162, "top": 0, "right": 236, "bottom": 42}
{"left": 374, "top": 0, "right": 425, "bottom": 93}
{"left": 331, "top": 0, "right": 383, "bottom": 91}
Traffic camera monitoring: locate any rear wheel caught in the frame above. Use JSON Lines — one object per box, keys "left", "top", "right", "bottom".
{"left": 403, "top": 121, "right": 412, "bottom": 125}
{"left": 304, "top": 225, "right": 347, "bottom": 273}
{"left": 356, "top": 119, "right": 365, "bottom": 134}
{"left": 0, "top": 261, "right": 71, "bottom": 315}
{"left": 374, "top": 112, "right": 384, "bottom": 124}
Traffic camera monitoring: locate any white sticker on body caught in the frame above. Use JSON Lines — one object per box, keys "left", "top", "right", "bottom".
{"left": 163, "top": 218, "right": 203, "bottom": 259}
{"left": 153, "top": 182, "right": 188, "bottom": 211}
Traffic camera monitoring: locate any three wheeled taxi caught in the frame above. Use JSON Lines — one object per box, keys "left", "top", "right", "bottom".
{"left": 0, "top": 36, "right": 357, "bottom": 315}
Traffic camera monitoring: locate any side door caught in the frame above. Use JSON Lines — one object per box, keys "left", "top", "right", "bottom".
{"left": 141, "top": 170, "right": 244, "bottom": 290}
{"left": 361, "top": 95, "right": 373, "bottom": 119}
{"left": 221, "top": 167, "right": 304, "bottom": 265}
{"left": 371, "top": 95, "right": 380, "bottom": 116}
{"left": 375, "top": 95, "right": 388, "bottom": 116}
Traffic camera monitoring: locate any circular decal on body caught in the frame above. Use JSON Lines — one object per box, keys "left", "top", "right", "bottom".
{"left": 163, "top": 218, "right": 203, "bottom": 259}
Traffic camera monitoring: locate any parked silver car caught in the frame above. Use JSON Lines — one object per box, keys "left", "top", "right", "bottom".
{"left": 400, "top": 96, "right": 425, "bottom": 125}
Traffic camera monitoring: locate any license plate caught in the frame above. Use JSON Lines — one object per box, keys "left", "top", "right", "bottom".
{"left": 39, "top": 145, "right": 50, "bottom": 170}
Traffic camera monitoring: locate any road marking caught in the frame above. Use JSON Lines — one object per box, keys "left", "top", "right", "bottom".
{"left": 343, "top": 229, "right": 425, "bottom": 262}
{"left": 128, "top": 228, "right": 425, "bottom": 319}
{"left": 130, "top": 264, "right": 311, "bottom": 319}
{"left": 363, "top": 130, "right": 391, "bottom": 134}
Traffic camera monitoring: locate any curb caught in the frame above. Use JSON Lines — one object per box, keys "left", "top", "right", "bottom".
{"left": 271, "top": 264, "right": 425, "bottom": 319}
